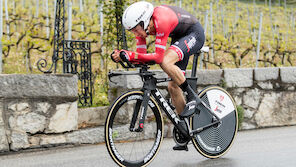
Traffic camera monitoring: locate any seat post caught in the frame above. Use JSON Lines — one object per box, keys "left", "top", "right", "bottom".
{"left": 186, "top": 52, "right": 200, "bottom": 91}
{"left": 191, "top": 52, "right": 200, "bottom": 78}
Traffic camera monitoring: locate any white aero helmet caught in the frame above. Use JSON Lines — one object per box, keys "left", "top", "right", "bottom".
{"left": 122, "top": 1, "right": 154, "bottom": 30}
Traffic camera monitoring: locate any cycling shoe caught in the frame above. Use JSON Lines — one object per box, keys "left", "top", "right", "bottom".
{"left": 180, "top": 101, "right": 197, "bottom": 118}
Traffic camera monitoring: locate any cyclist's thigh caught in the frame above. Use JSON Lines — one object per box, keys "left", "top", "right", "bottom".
{"left": 169, "top": 23, "right": 205, "bottom": 72}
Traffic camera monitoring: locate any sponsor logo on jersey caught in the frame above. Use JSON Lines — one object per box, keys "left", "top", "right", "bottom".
{"left": 184, "top": 36, "right": 196, "bottom": 52}
{"left": 181, "top": 14, "right": 191, "bottom": 18}
{"left": 154, "top": 20, "right": 159, "bottom": 28}
{"left": 156, "top": 32, "right": 164, "bottom": 37}
{"left": 156, "top": 39, "right": 161, "bottom": 43}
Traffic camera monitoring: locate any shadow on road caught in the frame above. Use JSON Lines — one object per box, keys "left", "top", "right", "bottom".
{"left": 173, "top": 158, "right": 237, "bottom": 167}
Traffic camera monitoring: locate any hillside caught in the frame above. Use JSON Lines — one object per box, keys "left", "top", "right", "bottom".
{"left": 0, "top": 0, "right": 295, "bottom": 106}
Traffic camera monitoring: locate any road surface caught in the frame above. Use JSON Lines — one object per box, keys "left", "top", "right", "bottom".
{"left": 1, "top": 126, "right": 296, "bottom": 167}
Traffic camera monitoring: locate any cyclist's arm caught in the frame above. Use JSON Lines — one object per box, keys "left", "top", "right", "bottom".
{"left": 123, "top": 26, "right": 171, "bottom": 64}
{"left": 136, "top": 36, "right": 147, "bottom": 53}
{"left": 121, "top": 35, "right": 168, "bottom": 64}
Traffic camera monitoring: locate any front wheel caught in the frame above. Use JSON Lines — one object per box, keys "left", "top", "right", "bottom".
{"left": 105, "top": 91, "right": 164, "bottom": 167}
{"left": 191, "top": 86, "right": 238, "bottom": 158}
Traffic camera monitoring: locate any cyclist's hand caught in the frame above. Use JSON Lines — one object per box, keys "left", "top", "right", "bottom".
{"left": 111, "top": 50, "right": 121, "bottom": 63}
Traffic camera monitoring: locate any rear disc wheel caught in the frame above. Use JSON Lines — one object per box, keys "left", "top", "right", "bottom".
{"left": 191, "top": 86, "right": 238, "bottom": 158}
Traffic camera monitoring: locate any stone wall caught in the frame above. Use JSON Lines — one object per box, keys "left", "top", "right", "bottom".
{"left": 108, "top": 67, "right": 296, "bottom": 130}
{"left": 0, "top": 74, "right": 78, "bottom": 152}
{"left": 1, "top": 67, "right": 295, "bottom": 152}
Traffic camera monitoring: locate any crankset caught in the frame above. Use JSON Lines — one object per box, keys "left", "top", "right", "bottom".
{"left": 173, "top": 127, "right": 190, "bottom": 146}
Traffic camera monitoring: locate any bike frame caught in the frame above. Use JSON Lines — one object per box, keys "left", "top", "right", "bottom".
{"left": 125, "top": 66, "right": 221, "bottom": 138}
{"left": 109, "top": 50, "right": 221, "bottom": 137}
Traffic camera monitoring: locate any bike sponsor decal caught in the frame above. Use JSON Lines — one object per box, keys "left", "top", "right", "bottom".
{"left": 144, "top": 129, "right": 162, "bottom": 163}
{"left": 127, "top": 95, "right": 155, "bottom": 108}
{"left": 109, "top": 128, "right": 125, "bottom": 162}
{"left": 206, "top": 89, "right": 235, "bottom": 119}
{"left": 148, "top": 100, "right": 155, "bottom": 108}
{"left": 155, "top": 91, "right": 180, "bottom": 124}
{"left": 197, "top": 135, "right": 216, "bottom": 152}
{"left": 216, "top": 146, "right": 221, "bottom": 151}
{"left": 188, "top": 104, "right": 195, "bottom": 111}
{"left": 140, "top": 106, "right": 146, "bottom": 119}
{"left": 128, "top": 95, "right": 143, "bottom": 101}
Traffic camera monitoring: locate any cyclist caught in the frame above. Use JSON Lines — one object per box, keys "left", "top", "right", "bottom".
{"left": 111, "top": 1, "right": 205, "bottom": 151}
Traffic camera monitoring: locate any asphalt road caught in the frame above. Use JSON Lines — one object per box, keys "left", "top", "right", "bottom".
{"left": 1, "top": 126, "right": 296, "bottom": 167}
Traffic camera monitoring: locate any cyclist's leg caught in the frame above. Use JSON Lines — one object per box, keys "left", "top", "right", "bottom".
{"left": 160, "top": 51, "right": 190, "bottom": 151}
{"left": 160, "top": 49, "right": 196, "bottom": 116}
{"left": 169, "top": 23, "right": 205, "bottom": 118}
{"left": 168, "top": 81, "right": 185, "bottom": 115}
{"left": 160, "top": 46, "right": 199, "bottom": 118}
{"left": 160, "top": 49, "right": 185, "bottom": 86}
{"left": 167, "top": 80, "right": 190, "bottom": 151}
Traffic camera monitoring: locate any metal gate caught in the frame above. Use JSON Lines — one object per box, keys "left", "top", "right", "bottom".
{"left": 37, "top": 0, "right": 93, "bottom": 107}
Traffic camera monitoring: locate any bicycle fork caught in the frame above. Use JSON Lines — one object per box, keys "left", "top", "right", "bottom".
{"left": 129, "top": 89, "right": 151, "bottom": 132}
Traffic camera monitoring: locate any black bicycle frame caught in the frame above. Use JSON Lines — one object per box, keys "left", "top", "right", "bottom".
{"left": 116, "top": 52, "right": 221, "bottom": 137}
{"left": 129, "top": 75, "right": 184, "bottom": 135}
{"left": 154, "top": 88, "right": 180, "bottom": 123}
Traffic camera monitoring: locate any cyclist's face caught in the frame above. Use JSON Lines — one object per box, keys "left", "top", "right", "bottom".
{"left": 131, "top": 25, "right": 147, "bottom": 38}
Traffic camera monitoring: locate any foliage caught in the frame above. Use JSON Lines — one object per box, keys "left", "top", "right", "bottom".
{"left": 237, "top": 105, "right": 245, "bottom": 130}
{"left": 1, "top": 0, "right": 295, "bottom": 106}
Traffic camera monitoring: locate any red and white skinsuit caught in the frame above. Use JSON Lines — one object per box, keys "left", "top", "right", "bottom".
{"left": 122, "top": 5, "right": 199, "bottom": 64}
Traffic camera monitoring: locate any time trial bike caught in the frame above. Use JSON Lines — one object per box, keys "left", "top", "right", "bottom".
{"left": 105, "top": 47, "right": 238, "bottom": 167}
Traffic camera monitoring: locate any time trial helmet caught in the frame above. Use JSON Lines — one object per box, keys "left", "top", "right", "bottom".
{"left": 122, "top": 1, "right": 154, "bottom": 31}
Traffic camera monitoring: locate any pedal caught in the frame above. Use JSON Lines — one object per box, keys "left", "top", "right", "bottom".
{"left": 173, "top": 144, "right": 188, "bottom": 151}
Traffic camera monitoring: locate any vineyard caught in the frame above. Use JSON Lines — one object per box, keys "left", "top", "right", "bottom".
{"left": 0, "top": 0, "right": 295, "bottom": 106}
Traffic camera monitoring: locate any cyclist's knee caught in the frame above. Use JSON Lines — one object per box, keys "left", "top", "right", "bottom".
{"left": 161, "top": 49, "right": 179, "bottom": 65}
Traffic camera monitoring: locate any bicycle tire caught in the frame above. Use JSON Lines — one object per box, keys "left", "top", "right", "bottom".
{"left": 105, "top": 91, "right": 164, "bottom": 167}
{"left": 191, "top": 86, "right": 238, "bottom": 158}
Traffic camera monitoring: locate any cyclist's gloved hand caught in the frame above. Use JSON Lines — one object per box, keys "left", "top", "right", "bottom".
{"left": 110, "top": 50, "right": 120, "bottom": 63}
